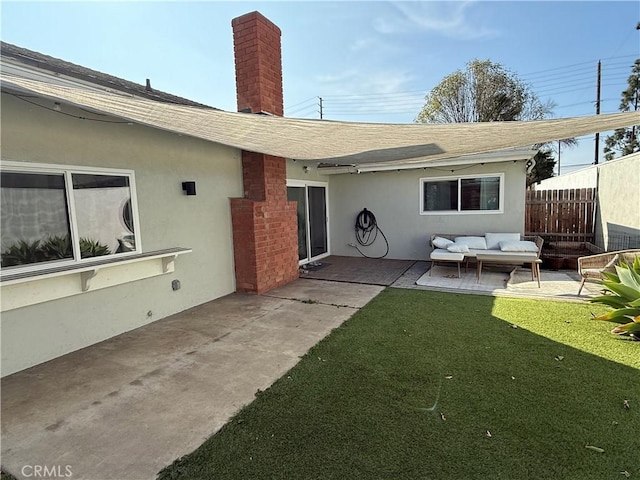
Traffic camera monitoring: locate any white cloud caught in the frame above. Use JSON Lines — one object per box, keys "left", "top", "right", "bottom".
{"left": 315, "top": 69, "right": 359, "bottom": 84}
{"left": 316, "top": 69, "right": 414, "bottom": 94}
{"left": 373, "top": 1, "right": 499, "bottom": 40}
{"left": 348, "top": 35, "right": 404, "bottom": 55}
{"left": 350, "top": 37, "right": 373, "bottom": 53}
{"left": 310, "top": 68, "right": 425, "bottom": 122}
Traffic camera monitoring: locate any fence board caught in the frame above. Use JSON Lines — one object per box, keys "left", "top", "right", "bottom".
{"left": 525, "top": 188, "right": 596, "bottom": 242}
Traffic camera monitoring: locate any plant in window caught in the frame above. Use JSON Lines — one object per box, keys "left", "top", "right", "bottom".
{"left": 590, "top": 256, "right": 640, "bottom": 340}
{"left": 80, "top": 238, "right": 111, "bottom": 258}
{"left": 41, "top": 235, "right": 72, "bottom": 260}
{"left": 1, "top": 240, "right": 46, "bottom": 267}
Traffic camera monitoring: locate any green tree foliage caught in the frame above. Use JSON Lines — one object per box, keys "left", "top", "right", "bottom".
{"left": 416, "top": 59, "right": 553, "bottom": 124}
{"left": 526, "top": 149, "right": 556, "bottom": 187}
{"left": 603, "top": 58, "right": 640, "bottom": 161}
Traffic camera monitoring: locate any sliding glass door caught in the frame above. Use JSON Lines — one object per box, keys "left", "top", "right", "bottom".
{"left": 286, "top": 181, "right": 329, "bottom": 264}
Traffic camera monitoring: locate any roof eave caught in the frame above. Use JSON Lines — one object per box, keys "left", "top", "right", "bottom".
{"left": 315, "top": 147, "right": 538, "bottom": 175}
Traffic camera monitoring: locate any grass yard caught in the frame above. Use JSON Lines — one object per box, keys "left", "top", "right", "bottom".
{"left": 158, "top": 289, "right": 639, "bottom": 480}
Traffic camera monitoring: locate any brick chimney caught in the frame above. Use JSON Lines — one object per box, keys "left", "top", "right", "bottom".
{"left": 230, "top": 11, "right": 299, "bottom": 294}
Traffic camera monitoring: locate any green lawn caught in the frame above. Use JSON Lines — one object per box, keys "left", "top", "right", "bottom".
{"left": 158, "top": 289, "right": 639, "bottom": 480}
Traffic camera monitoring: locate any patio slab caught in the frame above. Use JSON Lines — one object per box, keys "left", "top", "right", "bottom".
{"left": 1, "top": 279, "right": 383, "bottom": 480}
{"left": 392, "top": 261, "right": 602, "bottom": 300}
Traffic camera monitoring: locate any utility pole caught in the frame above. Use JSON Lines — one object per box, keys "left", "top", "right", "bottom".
{"left": 318, "top": 96, "right": 323, "bottom": 119}
{"left": 594, "top": 60, "right": 601, "bottom": 164}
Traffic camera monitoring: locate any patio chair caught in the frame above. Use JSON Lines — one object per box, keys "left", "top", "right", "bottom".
{"left": 577, "top": 249, "right": 640, "bottom": 295}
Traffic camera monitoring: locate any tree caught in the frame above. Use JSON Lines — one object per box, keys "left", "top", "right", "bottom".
{"left": 416, "top": 59, "right": 553, "bottom": 123}
{"left": 603, "top": 58, "right": 640, "bottom": 161}
{"left": 526, "top": 149, "right": 556, "bottom": 187}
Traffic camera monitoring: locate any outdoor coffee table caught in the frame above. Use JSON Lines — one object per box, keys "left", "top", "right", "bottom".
{"left": 475, "top": 252, "right": 542, "bottom": 287}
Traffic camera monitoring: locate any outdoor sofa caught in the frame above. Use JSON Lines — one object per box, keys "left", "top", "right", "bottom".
{"left": 577, "top": 248, "right": 640, "bottom": 295}
{"left": 429, "top": 233, "right": 544, "bottom": 286}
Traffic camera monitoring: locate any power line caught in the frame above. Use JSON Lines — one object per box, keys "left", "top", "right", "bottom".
{"left": 287, "top": 96, "right": 317, "bottom": 109}
{"left": 286, "top": 101, "right": 318, "bottom": 115}
{"left": 317, "top": 89, "right": 426, "bottom": 99}
{"left": 553, "top": 98, "right": 618, "bottom": 110}
{"left": 323, "top": 110, "right": 418, "bottom": 116}
{"left": 527, "top": 64, "right": 632, "bottom": 86}
{"left": 324, "top": 100, "right": 424, "bottom": 108}
{"left": 286, "top": 57, "right": 637, "bottom": 114}
{"left": 287, "top": 53, "right": 638, "bottom": 121}
{"left": 519, "top": 53, "right": 637, "bottom": 78}
{"left": 286, "top": 106, "right": 318, "bottom": 117}
{"left": 536, "top": 76, "right": 628, "bottom": 96}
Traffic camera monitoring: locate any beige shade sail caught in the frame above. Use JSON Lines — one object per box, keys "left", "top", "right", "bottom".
{"left": 2, "top": 73, "right": 639, "bottom": 165}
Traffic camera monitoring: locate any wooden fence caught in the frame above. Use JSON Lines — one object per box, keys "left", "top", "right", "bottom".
{"left": 525, "top": 188, "right": 596, "bottom": 241}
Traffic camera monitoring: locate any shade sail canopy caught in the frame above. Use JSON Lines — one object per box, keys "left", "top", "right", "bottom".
{"left": 2, "top": 73, "right": 638, "bottom": 165}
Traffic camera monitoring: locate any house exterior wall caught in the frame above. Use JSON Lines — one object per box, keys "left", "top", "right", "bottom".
{"left": 535, "top": 152, "right": 640, "bottom": 248}
{"left": 596, "top": 152, "right": 640, "bottom": 247}
{"left": 1, "top": 93, "right": 243, "bottom": 376}
{"left": 328, "top": 161, "right": 527, "bottom": 260}
{"left": 286, "top": 160, "right": 331, "bottom": 183}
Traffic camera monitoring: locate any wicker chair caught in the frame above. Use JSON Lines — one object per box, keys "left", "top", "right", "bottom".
{"left": 577, "top": 249, "right": 640, "bottom": 295}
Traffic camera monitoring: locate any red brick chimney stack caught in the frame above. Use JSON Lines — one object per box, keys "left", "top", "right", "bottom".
{"left": 232, "top": 11, "right": 284, "bottom": 116}
{"left": 230, "top": 12, "right": 299, "bottom": 294}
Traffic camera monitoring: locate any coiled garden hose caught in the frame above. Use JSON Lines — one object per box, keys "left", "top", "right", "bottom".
{"left": 353, "top": 208, "right": 389, "bottom": 259}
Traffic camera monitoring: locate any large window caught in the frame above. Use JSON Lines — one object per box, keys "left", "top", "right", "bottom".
{"left": 420, "top": 174, "right": 503, "bottom": 214}
{"left": 1, "top": 162, "right": 140, "bottom": 271}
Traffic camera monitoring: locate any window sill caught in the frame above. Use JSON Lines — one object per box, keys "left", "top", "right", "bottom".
{"left": 419, "top": 210, "right": 504, "bottom": 216}
{"left": 1, "top": 248, "right": 192, "bottom": 312}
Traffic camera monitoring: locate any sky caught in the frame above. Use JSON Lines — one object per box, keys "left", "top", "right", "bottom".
{"left": 1, "top": 1, "right": 638, "bottom": 172}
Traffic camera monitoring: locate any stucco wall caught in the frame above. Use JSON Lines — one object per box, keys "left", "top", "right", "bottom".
{"left": 286, "top": 159, "right": 331, "bottom": 183}
{"left": 595, "top": 152, "right": 640, "bottom": 248}
{"left": 328, "top": 161, "right": 528, "bottom": 260}
{"left": 535, "top": 152, "right": 640, "bottom": 248}
{"left": 535, "top": 166, "right": 597, "bottom": 190}
{"left": 1, "top": 93, "right": 243, "bottom": 376}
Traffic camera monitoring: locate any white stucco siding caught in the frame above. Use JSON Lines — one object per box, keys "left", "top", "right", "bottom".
{"left": 286, "top": 159, "right": 331, "bottom": 182}
{"left": 1, "top": 93, "right": 243, "bottom": 376}
{"left": 594, "top": 153, "right": 640, "bottom": 247}
{"left": 328, "top": 161, "right": 527, "bottom": 260}
{"left": 535, "top": 167, "right": 597, "bottom": 190}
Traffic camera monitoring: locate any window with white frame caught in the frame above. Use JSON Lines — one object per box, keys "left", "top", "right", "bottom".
{"left": 1, "top": 162, "right": 140, "bottom": 271}
{"left": 420, "top": 174, "right": 503, "bottom": 214}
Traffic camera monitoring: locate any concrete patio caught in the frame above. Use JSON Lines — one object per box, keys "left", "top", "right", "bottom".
{"left": 1, "top": 279, "right": 383, "bottom": 480}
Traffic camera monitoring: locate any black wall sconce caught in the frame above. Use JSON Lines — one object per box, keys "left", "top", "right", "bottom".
{"left": 182, "top": 181, "right": 196, "bottom": 196}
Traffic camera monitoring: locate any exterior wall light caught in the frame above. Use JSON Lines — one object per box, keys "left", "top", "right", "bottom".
{"left": 182, "top": 181, "right": 196, "bottom": 196}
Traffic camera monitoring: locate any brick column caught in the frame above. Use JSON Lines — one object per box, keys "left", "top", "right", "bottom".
{"left": 230, "top": 12, "right": 299, "bottom": 293}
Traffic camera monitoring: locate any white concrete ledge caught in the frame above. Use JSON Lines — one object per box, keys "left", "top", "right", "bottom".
{"left": 0, "top": 248, "right": 191, "bottom": 312}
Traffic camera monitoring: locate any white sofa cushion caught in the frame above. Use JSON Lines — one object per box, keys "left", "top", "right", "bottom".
{"left": 499, "top": 240, "right": 539, "bottom": 253}
{"left": 430, "top": 249, "right": 465, "bottom": 261}
{"left": 454, "top": 236, "right": 487, "bottom": 250}
{"left": 432, "top": 236, "right": 454, "bottom": 249}
{"left": 485, "top": 232, "right": 521, "bottom": 250}
{"left": 447, "top": 243, "right": 470, "bottom": 253}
